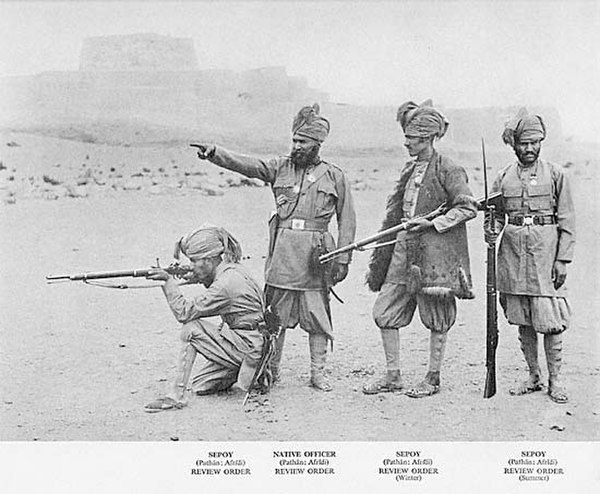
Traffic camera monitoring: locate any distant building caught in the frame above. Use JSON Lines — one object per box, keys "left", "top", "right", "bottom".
{"left": 0, "top": 33, "right": 562, "bottom": 151}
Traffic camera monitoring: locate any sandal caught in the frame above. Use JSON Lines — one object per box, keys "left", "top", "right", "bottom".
{"left": 405, "top": 381, "right": 439, "bottom": 398}
{"left": 548, "top": 385, "right": 569, "bottom": 404}
{"left": 362, "top": 374, "right": 403, "bottom": 395}
{"left": 144, "top": 397, "right": 186, "bottom": 413}
{"left": 509, "top": 379, "right": 543, "bottom": 396}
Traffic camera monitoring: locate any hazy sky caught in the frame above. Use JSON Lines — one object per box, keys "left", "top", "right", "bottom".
{"left": 1, "top": 1, "right": 598, "bottom": 141}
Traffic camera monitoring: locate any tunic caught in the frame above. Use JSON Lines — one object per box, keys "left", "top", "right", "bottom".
{"left": 209, "top": 146, "right": 357, "bottom": 291}
{"left": 492, "top": 159, "right": 575, "bottom": 297}
{"left": 162, "top": 262, "right": 264, "bottom": 329}
{"left": 161, "top": 262, "right": 265, "bottom": 392}
{"left": 372, "top": 151, "right": 477, "bottom": 332}
{"left": 384, "top": 152, "right": 477, "bottom": 295}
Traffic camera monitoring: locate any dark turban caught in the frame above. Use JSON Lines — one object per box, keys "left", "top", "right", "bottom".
{"left": 292, "top": 103, "right": 330, "bottom": 143}
{"left": 502, "top": 108, "right": 546, "bottom": 147}
{"left": 396, "top": 99, "right": 449, "bottom": 139}
{"left": 174, "top": 224, "right": 242, "bottom": 263}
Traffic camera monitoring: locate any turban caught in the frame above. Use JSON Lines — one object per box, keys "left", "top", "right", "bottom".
{"left": 174, "top": 224, "right": 242, "bottom": 263}
{"left": 396, "top": 99, "right": 449, "bottom": 139}
{"left": 502, "top": 108, "right": 546, "bottom": 147}
{"left": 292, "top": 103, "right": 330, "bottom": 143}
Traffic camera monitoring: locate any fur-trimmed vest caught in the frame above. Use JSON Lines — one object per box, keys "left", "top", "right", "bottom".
{"left": 366, "top": 152, "right": 475, "bottom": 298}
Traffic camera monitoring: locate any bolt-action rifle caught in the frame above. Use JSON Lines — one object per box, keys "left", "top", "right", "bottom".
{"left": 481, "top": 138, "right": 499, "bottom": 398}
{"left": 319, "top": 191, "right": 502, "bottom": 264}
{"left": 46, "top": 261, "right": 192, "bottom": 288}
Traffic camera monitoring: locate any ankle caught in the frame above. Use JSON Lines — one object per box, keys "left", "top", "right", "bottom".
{"left": 424, "top": 371, "right": 440, "bottom": 386}
{"left": 386, "top": 369, "right": 402, "bottom": 380}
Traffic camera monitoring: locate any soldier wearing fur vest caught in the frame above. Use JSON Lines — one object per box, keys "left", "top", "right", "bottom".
{"left": 363, "top": 100, "right": 477, "bottom": 398}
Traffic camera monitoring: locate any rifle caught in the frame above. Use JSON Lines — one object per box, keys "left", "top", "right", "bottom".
{"left": 243, "top": 305, "right": 283, "bottom": 407}
{"left": 46, "top": 261, "right": 192, "bottom": 288}
{"left": 319, "top": 191, "right": 502, "bottom": 264}
{"left": 482, "top": 138, "right": 499, "bottom": 399}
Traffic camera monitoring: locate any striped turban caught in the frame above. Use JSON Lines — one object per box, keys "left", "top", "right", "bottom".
{"left": 292, "top": 103, "right": 330, "bottom": 143}
{"left": 396, "top": 99, "right": 449, "bottom": 139}
{"left": 174, "top": 224, "right": 242, "bottom": 263}
{"left": 502, "top": 108, "right": 546, "bottom": 147}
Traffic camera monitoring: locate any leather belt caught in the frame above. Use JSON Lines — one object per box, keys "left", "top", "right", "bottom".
{"left": 278, "top": 218, "right": 328, "bottom": 231}
{"left": 508, "top": 215, "right": 556, "bottom": 226}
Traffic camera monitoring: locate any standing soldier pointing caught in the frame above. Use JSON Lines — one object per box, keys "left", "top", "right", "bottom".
{"left": 485, "top": 108, "right": 575, "bottom": 403}
{"left": 192, "top": 104, "right": 356, "bottom": 391}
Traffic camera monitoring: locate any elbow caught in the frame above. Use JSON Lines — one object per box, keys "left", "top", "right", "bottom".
{"left": 171, "top": 308, "right": 194, "bottom": 324}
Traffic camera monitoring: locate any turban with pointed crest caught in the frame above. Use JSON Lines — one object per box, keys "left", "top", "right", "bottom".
{"left": 292, "top": 103, "right": 330, "bottom": 143}
{"left": 396, "top": 99, "right": 449, "bottom": 139}
{"left": 502, "top": 107, "right": 546, "bottom": 147}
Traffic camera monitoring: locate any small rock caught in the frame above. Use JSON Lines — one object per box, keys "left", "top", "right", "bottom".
{"left": 43, "top": 174, "right": 62, "bottom": 186}
{"left": 119, "top": 343, "right": 126, "bottom": 348}
{"left": 170, "top": 436, "right": 179, "bottom": 441}
{"left": 225, "top": 176, "right": 243, "bottom": 187}
{"left": 202, "top": 185, "right": 224, "bottom": 196}
{"left": 550, "top": 425, "right": 565, "bottom": 432}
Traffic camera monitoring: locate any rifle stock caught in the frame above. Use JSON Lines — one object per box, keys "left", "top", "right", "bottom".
{"left": 483, "top": 241, "right": 499, "bottom": 398}
{"left": 482, "top": 137, "right": 499, "bottom": 398}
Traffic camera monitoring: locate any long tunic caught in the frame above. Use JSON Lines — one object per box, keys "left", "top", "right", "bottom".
{"left": 162, "top": 262, "right": 264, "bottom": 329}
{"left": 384, "top": 152, "right": 477, "bottom": 295}
{"left": 492, "top": 159, "right": 575, "bottom": 296}
{"left": 209, "top": 146, "right": 357, "bottom": 291}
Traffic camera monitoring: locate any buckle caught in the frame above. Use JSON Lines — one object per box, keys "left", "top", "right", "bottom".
{"left": 291, "top": 219, "right": 306, "bottom": 230}
{"left": 523, "top": 216, "right": 534, "bottom": 226}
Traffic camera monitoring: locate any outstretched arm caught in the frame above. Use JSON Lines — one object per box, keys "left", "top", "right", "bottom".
{"left": 193, "top": 143, "right": 278, "bottom": 184}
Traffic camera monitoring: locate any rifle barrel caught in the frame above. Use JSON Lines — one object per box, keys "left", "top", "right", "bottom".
{"left": 46, "top": 269, "right": 154, "bottom": 281}
{"left": 319, "top": 192, "right": 502, "bottom": 264}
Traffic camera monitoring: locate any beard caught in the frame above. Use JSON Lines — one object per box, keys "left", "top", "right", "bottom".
{"left": 291, "top": 145, "right": 320, "bottom": 168}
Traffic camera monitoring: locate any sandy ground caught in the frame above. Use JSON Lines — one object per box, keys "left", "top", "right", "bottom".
{"left": 0, "top": 132, "right": 599, "bottom": 442}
